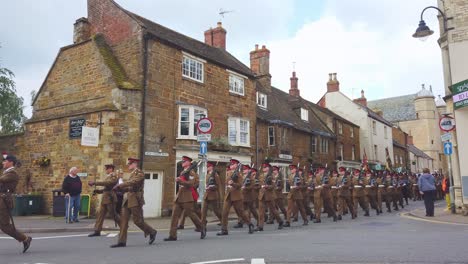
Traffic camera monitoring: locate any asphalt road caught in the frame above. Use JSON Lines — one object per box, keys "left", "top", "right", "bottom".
{"left": 1, "top": 202, "right": 468, "bottom": 264}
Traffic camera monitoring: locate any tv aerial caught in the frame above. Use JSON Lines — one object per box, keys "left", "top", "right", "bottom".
{"left": 219, "top": 8, "right": 234, "bottom": 19}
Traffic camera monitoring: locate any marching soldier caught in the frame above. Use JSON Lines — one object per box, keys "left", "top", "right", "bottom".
{"left": 313, "top": 167, "right": 324, "bottom": 223}
{"left": 217, "top": 159, "right": 254, "bottom": 235}
{"left": 329, "top": 170, "right": 339, "bottom": 217}
{"left": 384, "top": 172, "right": 395, "bottom": 212}
{"left": 352, "top": 168, "right": 369, "bottom": 217}
{"left": 164, "top": 156, "right": 206, "bottom": 241}
{"left": 336, "top": 167, "right": 354, "bottom": 220}
{"left": 200, "top": 162, "right": 222, "bottom": 226}
{"left": 410, "top": 174, "right": 421, "bottom": 201}
{"left": 88, "top": 164, "right": 120, "bottom": 237}
{"left": 305, "top": 170, "right": 316, "bottom": 220}
{"left": 111, "top": 158, "right": 157, "bottom": 247}
{"left": 321, "top": 169, "right": 337, "bottom": 222}
{"left": 301, "top": 168, "right": 313, "bottom": 220}
{"left": 391, "top": 174, "right": 401, "bottom": 211}
{"left": 376, "top": 172, "right": 385, "bottom": 214}
{"left": 272, "top": 166, "right": 287, "bottom": 219}
{"left": 0, "top": 155, "right": 32, "bottom": 253}
{"left": 364, "top": 170, "right": 379, "bottom": 216}
{"left": 240, "top": 165, "right": 259, "bottom": 226}
{"left": 256, "top": 163, "right": 284, "bottom": 231}
{"left": 284, "top": 164, "right": 308, "bottom": 227}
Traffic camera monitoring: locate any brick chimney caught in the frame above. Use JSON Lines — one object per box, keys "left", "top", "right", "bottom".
{"left": 250, "top": 44, "right": 272, "bottom": 89}
{"left": 73, "top": 17, "right": 91, "bottom": 44}
{"left": 353, "top": 90, "right": 368, "bottom": 107}
{"left": 327, "top": 73, "right": 340, "bottom": 92}
{"left": 408, "top": 135, "right": 414, "bottom": 145}
{"left": 289, "top": 71, "right": 300, "bottom": 97}
{"left": 204, "top": 22, "right": 227, "bottom": 49}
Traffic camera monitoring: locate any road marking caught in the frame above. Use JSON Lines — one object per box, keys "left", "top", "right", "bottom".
{"left": 0, "top": 234, "right": 89, "bottom": 240}
{"left": 251, "top": 259, "right": 265, "bottom": 264}
{"left": 191, "top": 258, "right": 245, "bottom": 264}
{"left": 107, "top": 233, "right": 118, "bottom": 237}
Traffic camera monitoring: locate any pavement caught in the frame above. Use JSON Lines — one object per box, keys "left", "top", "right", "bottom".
{"left": 402, "top": 200, "right": 468, "bottom": 225}
{"left": 4, "top": 199, "right": 467, "bottom": 235}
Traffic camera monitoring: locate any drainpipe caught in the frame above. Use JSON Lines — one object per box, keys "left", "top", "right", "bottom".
{"left": 139, "top": 33, "right": 149, "bottom": 169}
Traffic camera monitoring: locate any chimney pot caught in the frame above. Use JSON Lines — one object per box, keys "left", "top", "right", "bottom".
{"left": 255, "top": 44, "right": 259, "bottom": 50}
{"left": 329, "top": 73, "right": 333, "bottom": 81}
{"left": 262, "top": 45, "right": 266, "bottom": 49}
{"left": 217, "top": 21, "right": 222, "bottom": 27}
{"left": 326, "top": 72, "right": 340, "bottom": 93}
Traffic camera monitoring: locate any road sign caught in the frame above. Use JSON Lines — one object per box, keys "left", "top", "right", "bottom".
{"left": 200, "top": 141, "right": 207, "bottom": 155}
{"left": 197, "top": 134, "right": 212, "bottom": 142}
{"left": 439, "top": 116, "right": 455, "bottom": 132}
{"left": 444, "top": 142, "right": 453, "bottom": 155}
{"left": 441, "top": 133, "right": 452, "bottom": 142}
{"left": 145, "top": 151, "right": 169, "bottom": 157}
{"left": 196, "top": 118, "right": 213, "bottom": 134}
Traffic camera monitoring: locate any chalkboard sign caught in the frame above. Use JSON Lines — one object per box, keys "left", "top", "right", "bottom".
{"left": 69, "top": 118, "right": 86, "bottom": 139}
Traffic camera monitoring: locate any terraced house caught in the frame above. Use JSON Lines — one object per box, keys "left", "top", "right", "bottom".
{"left": 2, "top": 0, "right": 257, "bottom": 217}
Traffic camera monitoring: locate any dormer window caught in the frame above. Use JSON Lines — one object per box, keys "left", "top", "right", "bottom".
{"left": 300, "top": 108, "right": 308, "bottom": 121}
{"left": 257, "top": 92, "right": 267, "bottom": 108}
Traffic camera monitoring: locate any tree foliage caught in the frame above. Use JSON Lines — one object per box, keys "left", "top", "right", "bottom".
{"left": 0, "top": 66, "right": 25, "bottom": 135}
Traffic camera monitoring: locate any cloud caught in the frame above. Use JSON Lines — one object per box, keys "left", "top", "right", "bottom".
{"left": 265, "top": 0, "right": 445, "bottom": 104}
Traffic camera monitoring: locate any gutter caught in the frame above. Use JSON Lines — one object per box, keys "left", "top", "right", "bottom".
{"left": 139, "top": 33, "right": 150, "bottom": 169}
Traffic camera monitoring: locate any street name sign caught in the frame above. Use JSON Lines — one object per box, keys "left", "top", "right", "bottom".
{"left": 197, "top": 134, "right": 212, "bottom": 142}
{"left": 441, "top": 133, "right": 452, "bottom": 142}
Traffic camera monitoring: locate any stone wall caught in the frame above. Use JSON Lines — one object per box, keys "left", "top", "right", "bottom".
{"left": 143, "top": 39, "right": 256, "bottom": 210}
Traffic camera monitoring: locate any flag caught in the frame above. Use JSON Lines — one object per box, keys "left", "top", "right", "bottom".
{"left": 362, "top": 149, "right": 368, "bottom": 171}
{"left": 385, "top": 147, "right": 393, "bottom": 171}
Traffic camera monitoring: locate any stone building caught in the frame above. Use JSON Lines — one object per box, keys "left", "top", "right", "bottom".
{"left": 3, "top": 0, "right": 257, "bottom": 216}
{"left": 367, "top": 85, "right": 448, "bottom": 174}
{"left": 391, "top": 127, "right": 410, "bottom": 172}
{"left": 436, "top": 0, "right": 468, "bottom": 208}
{"left": 318, "top": 74, "right": 394, "bottom": 169}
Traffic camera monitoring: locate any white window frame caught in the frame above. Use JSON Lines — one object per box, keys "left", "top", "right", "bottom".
{"left": 311, "top": 136, "right": 317, "bottom": 153}
{"left": 400, "top": 156, "right": 403, "bottom": 165}
{"left": 177, "top": 105, "right": 207, "bottom": 140}
{"left": 228, "top": 72, "right": 245, "bottom": 96}
{"left": 384, "top": 126, "right": 388, "bottom": 139}
{"left": 338, "top": 122, "right": 343, "bottom": 134}
{"left": 374, "top": 145, "right": 378, "bottom": 160}
{"left": 339, "top": 143, "right": 344, "bottom": 159}
{"left": 350, "top": 127, "right": 354, "bottom": 138}
{"left": 268, "top": 126, "right": 275, "bottom": 146}
{"left": 351, "top": 145, "right": 356, "bottom": 160}
{"left": 372, "top": 121, "right": 377, "bottom": 135}
{"left": 228, "top": 117, "right": 250, "bottom": 147}
{"left": 301, "top": 108, "right": 308, "bottom": 121}
{"left": 321, "top": 138, "right": 329, "bottom": 153}
{"left": 257, "top": 92, "right": 267, "bottom": 108}
{"left": 182, "top": 53, "right": 205, "bottom": 83}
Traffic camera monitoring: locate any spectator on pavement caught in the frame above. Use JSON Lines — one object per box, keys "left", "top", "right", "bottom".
{"left": 418, "top": 168, "right": 436, "bottom": 217}
{"left": 62, "top": 167, "right": 82, "bottom": 223}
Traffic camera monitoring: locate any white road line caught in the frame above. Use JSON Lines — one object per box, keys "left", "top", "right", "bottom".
{"left": 107, "top": 233, "right": 118, "bottom": 237}
{"left": 0, "top": 234, "right": 89, "bottom": 240}
{"left": 251, "top": 259, "right": 265, "bottom": 264}
{"left": 191, "top": 258, "right": 245, "bottom": 264}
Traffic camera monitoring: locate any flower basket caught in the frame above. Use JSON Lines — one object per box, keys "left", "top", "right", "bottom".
{"left": 33, "top": 156, "right": 51, "bottom": 167}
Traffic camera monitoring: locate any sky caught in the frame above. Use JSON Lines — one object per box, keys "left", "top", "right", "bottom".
{"left": 1, "top": 0, "right": 444, "bottom": 118}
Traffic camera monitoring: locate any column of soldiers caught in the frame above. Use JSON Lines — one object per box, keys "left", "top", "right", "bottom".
{"left": 2, "top": 153, "right": 426, "bottom": 253}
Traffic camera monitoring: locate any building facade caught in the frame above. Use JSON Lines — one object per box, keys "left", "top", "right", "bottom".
{"left": 318, "top": 74, "right": 393, "bottom": 169}
{"left": 7, "top": 0, "right": 258, "bottom": 216}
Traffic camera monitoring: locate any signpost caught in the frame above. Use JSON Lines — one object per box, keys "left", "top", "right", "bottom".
{"left": 196, "top": 117, "right": 213, "bottom": 204}
{"left": 451, "top": 78, "right": 468, "bottom": 110}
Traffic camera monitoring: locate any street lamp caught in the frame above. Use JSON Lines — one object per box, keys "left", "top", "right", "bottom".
{"left": 412, "top": 6, "right": 453, "bottom": 41}
{"left": 413, "top": 6, "right": 456, "bottom": 214}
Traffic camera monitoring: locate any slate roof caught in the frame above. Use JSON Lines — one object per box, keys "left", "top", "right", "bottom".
{"left": 122, "top": 11, "right": 254, "bottom": 78}
{"left": 367, "top": 94, "right": 417, "bottom": 123}
{"left": 311, "top": 104, "right": 359, "bottom": 128}
{"left": 257, "top": 86, "right": 335, "bottom": 138}
{"left": 408, "top": 144, "right": 433, "bottom": 159}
